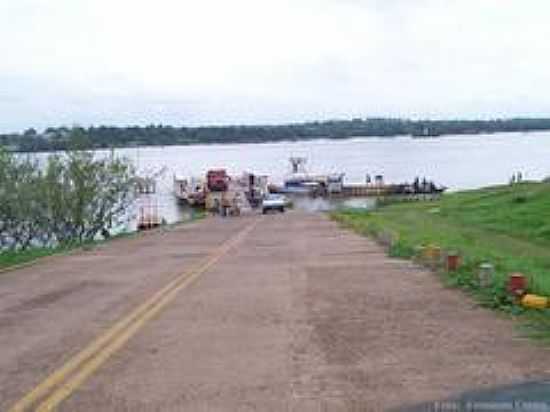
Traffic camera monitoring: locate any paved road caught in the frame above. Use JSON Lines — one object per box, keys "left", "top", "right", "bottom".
{"left": 1, "top": 212, "right": 549, "bottom": 411}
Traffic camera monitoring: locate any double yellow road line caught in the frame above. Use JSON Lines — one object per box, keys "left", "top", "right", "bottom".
{"left": 10, "top": 218, "right": 259, "bottom": 412}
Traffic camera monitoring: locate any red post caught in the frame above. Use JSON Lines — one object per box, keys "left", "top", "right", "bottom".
{"left": 507, "top": 273, "right": 527, "bottom": 297}
{"left": 447, "top": 253, "right": 461, "bottom": 272}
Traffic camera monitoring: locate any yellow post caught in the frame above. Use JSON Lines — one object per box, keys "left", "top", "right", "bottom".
{"left": 423, "top": 245, "right": 441, "bottom": 267}
{"left": 521, "top": 294, "right": 549, "bottom": 309}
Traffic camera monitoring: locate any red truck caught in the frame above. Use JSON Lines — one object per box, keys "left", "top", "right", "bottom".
{"left": 207, "top": 169, "right": 228, "bottom": 192}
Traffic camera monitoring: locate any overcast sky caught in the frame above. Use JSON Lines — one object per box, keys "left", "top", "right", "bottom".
{"left": 1, "top": 0, "right": 549, "bottom": 133}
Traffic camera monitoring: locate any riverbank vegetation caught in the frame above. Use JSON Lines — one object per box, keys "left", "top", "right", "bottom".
{"left": 0, "top": 137, "right": 136, "bottom": 259}
{"left": 3, "top": 118, "right": 550, "bottom": 152}
{"left": 332, "top": 182, "right": 550, "bottom": 339}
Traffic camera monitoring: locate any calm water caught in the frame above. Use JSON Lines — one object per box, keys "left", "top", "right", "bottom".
{"left": 111, "top": 131, "right": 550, "bottom": 226}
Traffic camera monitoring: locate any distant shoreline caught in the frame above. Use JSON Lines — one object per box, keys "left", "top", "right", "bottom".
{"left": 3, "top": 118, "right": 550, "bottom": 153}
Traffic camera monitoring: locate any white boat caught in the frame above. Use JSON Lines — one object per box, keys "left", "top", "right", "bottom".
{"left": 283, "top": 157, "right": 344, "bottom": 195}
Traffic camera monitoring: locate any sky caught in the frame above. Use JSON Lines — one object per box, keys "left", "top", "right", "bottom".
{"left": 1, "top": 0, "right": 550, "bottom": 133}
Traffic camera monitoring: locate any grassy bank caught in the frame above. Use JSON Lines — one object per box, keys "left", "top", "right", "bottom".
{"left": 332, "top": 182, "right": 550, "bottom": 339}
{"left": 0, "top": 212, "right": 206, "bottom": 273}
{"left": 0, "top": 247, "right": 72, "bottom": 271}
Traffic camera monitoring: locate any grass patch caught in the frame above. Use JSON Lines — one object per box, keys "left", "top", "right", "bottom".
{"left": 0, "top": 246, "right": 72, "bottom": 271}
{"left": 331, "top": 182, "right": 550, "bottom": 341}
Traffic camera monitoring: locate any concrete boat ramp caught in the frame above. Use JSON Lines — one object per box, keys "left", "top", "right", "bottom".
{"left": 1, "top": 212, "right": 549, "bottom": 411}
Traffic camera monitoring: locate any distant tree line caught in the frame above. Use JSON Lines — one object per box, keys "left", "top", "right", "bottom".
{"left": 3, "top": 118, "right": 550, "bottom": 152}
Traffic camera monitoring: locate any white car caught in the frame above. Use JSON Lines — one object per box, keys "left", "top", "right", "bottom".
{"left": 262, "top": 194, "right": 287, "bottom": 214}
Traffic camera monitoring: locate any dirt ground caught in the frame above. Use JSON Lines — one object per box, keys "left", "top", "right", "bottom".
{"left": 1, "top": 212, "right": 550, "bottom": 411}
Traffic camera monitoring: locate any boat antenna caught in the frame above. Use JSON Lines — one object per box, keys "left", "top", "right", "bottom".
{"left": 289, "top": 156, "right": 307, "bottom": 174}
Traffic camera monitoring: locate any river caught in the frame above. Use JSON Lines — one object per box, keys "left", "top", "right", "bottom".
{"left": 109, "top": 131, "right": 550, "bottom": 228}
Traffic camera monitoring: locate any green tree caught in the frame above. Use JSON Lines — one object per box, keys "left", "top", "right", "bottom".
{"left": 0, "top": 150, "right": 48, "bottom": 249}
{"left": 44, "top": 149, "right": 135, "bottom": 243}
{"left": 0, "top": 142, "right": 136, "bottom": 250}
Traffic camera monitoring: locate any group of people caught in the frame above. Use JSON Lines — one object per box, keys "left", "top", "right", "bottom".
{"left": 365, "top": 174, "right": 443, "bottom": 194}
{"left": 510, "top": 171, "right": 524, "bottom": 184}
{"left": 411, "top": 177, "right": 440, "bottom": 194}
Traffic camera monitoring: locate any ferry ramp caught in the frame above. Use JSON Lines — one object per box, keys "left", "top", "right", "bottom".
{"left": 1, "top": 211, "right": 549, "bottom": 411}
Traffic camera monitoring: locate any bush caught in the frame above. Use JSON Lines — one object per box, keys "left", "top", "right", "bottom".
{"left": 0, "top": 141, "right": 135, "bottom": 250}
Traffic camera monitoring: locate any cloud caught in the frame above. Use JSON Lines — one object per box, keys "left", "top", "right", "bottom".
{"left": 1, "top": 0, "right": 550, "bottom": 132}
